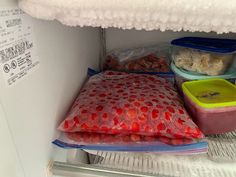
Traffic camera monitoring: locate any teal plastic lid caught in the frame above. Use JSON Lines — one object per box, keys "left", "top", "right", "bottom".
{"left": 171, "top": 62, "right": 236, "bottom": 80}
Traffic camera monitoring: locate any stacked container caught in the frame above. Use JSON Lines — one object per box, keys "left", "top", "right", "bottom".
{"left": 182, "top": 79, "right": 236, "bottom": 135}
{"left": 170, "top": 37, "right": 236, "bottom": 93}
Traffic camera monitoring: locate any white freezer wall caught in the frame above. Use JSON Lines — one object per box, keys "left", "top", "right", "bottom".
{"left": 0, "top": 102, "right": 25, "bottom": 177}
{"left": 0, "top": 1, "right": 100, "bottom": 177}
{"left": 106, "top": 28, "right": 236, "bottom": 50}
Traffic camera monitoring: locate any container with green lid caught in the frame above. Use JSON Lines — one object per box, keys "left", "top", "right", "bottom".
{"left": 182, "top": 79, "right": 236, "bottom": 135}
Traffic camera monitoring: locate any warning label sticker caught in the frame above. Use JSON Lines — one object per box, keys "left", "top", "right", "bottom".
{"left": 0, "top": 7, "right": 39, "bottom": 87}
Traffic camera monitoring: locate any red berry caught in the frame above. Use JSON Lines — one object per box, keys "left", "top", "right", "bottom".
{"left": 81, "top": 109, "right": 88, "bottom": 114}
{"left": 73, "top": 117, "right": 80, "bottom": 124}
{"left": 159, "top": 94, "right": 165, "bottom": 99}
{"left": 138, "top": 114, "right": 147, "bottom": 121}
{"left": 144, "top": 126, "right": 152, "bottom": 133}
{"left": 148, "top": 76, "right": 155, "bottom": 81}
{"left": 138, "top": 97, "right": 145, "bottom": 101}
{"left": 163, "top": 101, "right": 169, "bottom": 105}
{"left": 166, "top": 128, "right": 172, "bottom": 134}
{"left": 122, "top": 135, "right": 130, "bottom": 142}
{"left": 81, "top": 123, "right": 89, "bottom": 130}
{"left": 63, "top": 120, "right": 69, "bottom": 129}
{"left": 171, "top": 139, "right": 184, "bottom": 145}
{"left": 152, "top": 99, "right": 159, "bottom": 103}
{"left": 96, "top": 105, "right": 103, "bottom": 111}
{"left": 145, "top": 102, "right": 153, "bottom": 106}
{"left": 179, "top": 109, "right": 184, "bottom": 114}
{"left": 167, "top": 106, "right": 175, "bottom": 113}
{"left": 91, "top": 125, "right": 99, "bottom": 131}
{"left": 132, "top": 122, "right": 140, "bottom": 132}
{"left": 157, "top": 123, "right": 166, "bottom": 131}
{"left": 130, "top": 95, "right": 137, "bottom": 98}
{"left": 177, "top": 118, "right": 185, "bottom": 125}
{"left": 140, "top": 106, "right": 148, "bottom": 113}
{"left": 101, "top": 126, "right": 109, "bottom": 132}
{"left": 113, "top": 117, "right": 119, "bottom": 125}
{"left": 165, "top": 112, "right": 171, "bottom": 121}
{"left": 127, "top": 109, "right": 137, "bottom": 119}
{"left": 102, "top": 113, "right": 108, "bottom": 119}
{"left": 152, "top": 109, "right": 159, "bottom": 119}
{"left": 116, "top": 108, "right": 123, "bottom": 115}
{"left": 120, "top": 123, "right": 128, "bottom": 130}
{"left": 156, "top": 105, "right": 163, "bottom": 109}
{"left": 134, "top": 102, "right": 140, "bottom": 107}
{"left": 130, "top": 134, "right": 141, "bottom": 141}
{"left": 124, "top": 103, "right": 130, "bottom": 108}
{"left": 117, "top": 89, "right": 123, "bottom": 93}
{"left": 99, "top": 93, "right": 106, "bottom": 97}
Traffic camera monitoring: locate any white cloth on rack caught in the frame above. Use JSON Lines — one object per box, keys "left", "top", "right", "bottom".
{"left": 19, "top": 0, "right": 236, "bottom": 34}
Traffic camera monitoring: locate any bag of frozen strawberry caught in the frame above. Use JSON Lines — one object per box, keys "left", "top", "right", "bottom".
{"left": 58, "top": 71, "right": 204, "bottom": 141}
{"left": 104, "top": 45, "right": 170, "bottom": 72}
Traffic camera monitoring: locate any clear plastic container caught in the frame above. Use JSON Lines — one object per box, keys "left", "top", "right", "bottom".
{"left": 182, "top": 79, "right": 236, "bottom": 135}
{"left": 171, "top": 37, "right": 236, "bottom": 76}
{"left": 171, "top": 62, "right": 236, "bottom": 95}
{"left": 172, "top": 46, "right": 234, "bottom": 76}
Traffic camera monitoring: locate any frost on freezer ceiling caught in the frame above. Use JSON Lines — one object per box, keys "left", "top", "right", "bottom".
{"left": 19, "top": 0, "right": 236, "bottom": 33}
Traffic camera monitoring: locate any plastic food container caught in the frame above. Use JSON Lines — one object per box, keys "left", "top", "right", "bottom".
{"left": 171, "top": 62, "right": 236, "bottom": 94}
{"left": 171, "top": 37, "right": 236, "bottom": 76}
{"left": 182, "top": 79, "right": 236, "bottom": 135}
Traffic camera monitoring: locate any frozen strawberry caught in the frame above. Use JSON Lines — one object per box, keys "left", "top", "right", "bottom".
{"left": 165, "top": 112, "right": 171, "bottom": 121}
{"left": 179, "top": 109, "right": 184, "bottom": 114}
{"left": 177, "top": 118, "right": 185, "bottom": 125}
{"left": 134, "top": 102, "right": 141, "bottom": 107}
{"left": 130, "top": 134, "right": 141, "bottom": 141}
{"left": 167, "top": 106, "right": 175, "bottom": 113}
{"left": 157, "top": 123, "right": 166, "bottom": 131}
{"left": 140, "top": 106, "right": 148, "bottom": 113}
{"left": 113, "top": 117, "right": 119, "bottom": 125}
{"left": 73, "top": 117, "right": 80, "bottom": 124}
{"left": 159, "top": 94, "right": 165, "bottom": 99}
{"left": 152, "top": 109, "right": 159, "bottom": 119}
{"left": 127, "top": 109, "right": 137, "bottom": 119}
{"left": 81, "top": 123, "right": 89, "bottom": 130}
{"left": 102, "top": 113, "right": 108, "bottom": 119}
{"left": 116, "top": 108, "right": 123, "bottom": 115}
{"left": 96, "top": 105, "right": 103, "bottom": 111}
{"left": 81, "top": 109, "right": 88, "bottom": 114}
{"left": 132, "top": 122, "right": 140, "bottom": 132}
{"left": 63, "top": 120, "right": 69, "bottom": 129}
{"left": 59, "top": 71, "right": 204, "bottom": 141}
{"left": 120, "top": 123, "right": 128, "bottom": 130}
{"left": 145, "top": 102, "right": 153, "bottom": 106}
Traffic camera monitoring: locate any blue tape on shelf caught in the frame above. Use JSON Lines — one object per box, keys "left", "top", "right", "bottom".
{"left": 52, "top": 139, "right": 208, "bottom": 152}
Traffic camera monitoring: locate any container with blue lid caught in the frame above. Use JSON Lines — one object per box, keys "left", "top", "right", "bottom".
{"left": 171, "top": 37, "right": 236, "bottom": 93}
{"left": 171, "top": 37, "right": 236, "bottom": 76}
{"left": 171, "top": 37, "right": 236, "bottom": 54}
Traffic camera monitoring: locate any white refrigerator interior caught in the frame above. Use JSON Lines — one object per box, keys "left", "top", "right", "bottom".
{"left": 1, "top": 1, "right": 236, "bottom": 177}
{"left": 0, "top": 1, "right": 99, "bottom": 177}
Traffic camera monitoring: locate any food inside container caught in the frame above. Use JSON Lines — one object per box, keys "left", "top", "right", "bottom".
{"left": 173, "top": 47, "right": 233, "bottom": 75}
{"left": 104, "top": 45, "right": 170, "bottom": 72}
{"left": 171, "top": 61, "right": 236, "bottom": 94}
{"left": 182, "top": 79, "right": 236, "bottom": 135}
{"left": 171, "top": 37, "right": 236, "bottom": 76}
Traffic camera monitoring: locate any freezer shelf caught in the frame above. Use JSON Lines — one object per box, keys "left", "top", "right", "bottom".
{"left": 52, "top": 131, "right": 236, "bottom": 177}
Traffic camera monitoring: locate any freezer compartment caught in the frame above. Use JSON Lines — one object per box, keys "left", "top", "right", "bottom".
{"left": 52, "top": 131, "right": 236, "bottom": 177}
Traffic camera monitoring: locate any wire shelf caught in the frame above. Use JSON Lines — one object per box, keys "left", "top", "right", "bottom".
{"left": 85, "top": 131, "right": 236, "bottom": 177}
{"left": 53, "top": 131, "right": 236, "bottom": 177}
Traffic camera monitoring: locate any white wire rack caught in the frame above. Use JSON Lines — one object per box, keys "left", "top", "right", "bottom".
{"left": 52, "top": 131, "right": 236, "bottom": 177}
